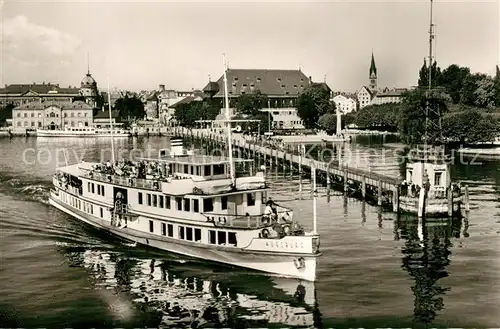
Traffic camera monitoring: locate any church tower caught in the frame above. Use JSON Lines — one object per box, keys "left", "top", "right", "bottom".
{"left": 369, "top": 52, "right": 377, "bottom": 93}
{"left": 80, "top": 54, "right": 98, "bottom": 107}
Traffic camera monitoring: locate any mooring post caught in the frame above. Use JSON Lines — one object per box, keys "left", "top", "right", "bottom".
{"left": 326, "top": 166, "right": 331, "bottom": 203}
{"left": 464, "top": 184, "right": 470, "bottom": 212}
{"left": 343, "top": 168, "right": 348, "bottom": 194}
{"left": 447, "top": 186, "right": 453, "bottom": 217}
{"left": 361, "top": 177, "right": 366, "bottom": 199}
{"left": 392, "top": 186, "right": 399, "bottom": 213}
{"left": 377, "top": 180, "right": 383, "bottom": 206}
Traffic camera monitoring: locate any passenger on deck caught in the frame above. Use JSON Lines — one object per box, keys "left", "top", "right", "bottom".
{"left": 263, "top": 200, "right": 277, "bottom": 224}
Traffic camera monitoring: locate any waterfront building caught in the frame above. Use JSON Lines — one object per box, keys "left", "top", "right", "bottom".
{"left": 203, "top": 69, "right": 312, "bottom": 109}
{"left": 371, "top": 88, "right": 408, "bottom": 105}
{"left": 145, "top": 92, "right": 159, "bottom": 120}
{"left": 357, "top": 86, "right": 375, "bottom": 109}
{"left": 0, "top": 70, "right": 100, "bottom": 108}
{"left": 260, "top": 108, "right": 304, "bottom": 130}
{"left": 332, "top": 94, "right": 357, "bottom": 114}
{"left": 12, "top": 101, "right": 93, "bottom": 130}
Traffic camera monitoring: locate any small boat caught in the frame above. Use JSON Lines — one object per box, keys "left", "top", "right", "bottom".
{"left": 37, "top": 126, "right": 130, "bottom": 137}
{"left": 48, "top": 56, "right": 321, "bottom": 281}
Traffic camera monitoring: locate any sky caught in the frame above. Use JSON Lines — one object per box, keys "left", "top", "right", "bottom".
{"left": 0, "top": 0, "right": 498, "bottom": 92}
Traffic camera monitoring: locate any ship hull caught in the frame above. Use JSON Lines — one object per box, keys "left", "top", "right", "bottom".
{"left": 37, "top": 130, "right": 130, "bottom": 137}
{"left": 49, "top": 193, "right": 318, "bottom": 281}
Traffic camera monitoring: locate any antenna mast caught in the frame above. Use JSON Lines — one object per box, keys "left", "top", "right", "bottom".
{"left": 223, "top": 54, "right": 235, "bottom": 186}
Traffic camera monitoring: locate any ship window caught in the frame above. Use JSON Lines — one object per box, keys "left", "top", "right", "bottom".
{"left": 247, "top": 193, "right": 256, "bottom": 206}
{"left": 87, "top": 182, "right": 91, "bottom": 192}
{"left": 195, "top": 228, "right": 201, "bottom": 242}
{"left": 161, "top": 223, "right": 166, "bottom": 236}
{"left": 184, "top": 164, "right": 189, "bottom": 173}
{"left": 97, "top": 185, "right": 100, "bottom": 195}
{"left": 165, "top": 196, "right": 171, "bottom": 209}
{"left": 149, "top": 220, "right": 154, "bottom": 233}
{"left": 100, "top": 207, "right": 103, "bottom": 218}
{"left": 209, "top": 230, "right": 216, "bottom": 244}
{"left": 91, "top": 183, "right": 95, "bottom": 194}
{"left": 196, "top": 166, "right": 200, "bottom": 175}
{"left": 183, "top": 198, "right": 191, "bottom": 211}
{"left": 213, "top": 164, "right": 224, "bottom": 175}
{"left": 147, "top": 194, "right": 152, "bottom": 206}
{"left": 176, "top": 197, "right": 182, "bottom": 210}
{"left": 90, "top": 204, "right": 93, "bottom": 214}
{"left": 159, "top": 195, "right": 164, "bottom": 208}
{"left": 179, "top": 226, "right": 185, "bottom": 239}
{"left": 217, "top": 231, "right": 226, "bottom": 245}
{"left": 152, "top": 194, "right": 157, "bottom": 207}
{"left": 204, "top": 165, "right": 211, "bottom": 176}
{"left": 190, "top": 166, "right": 194, "bottom": 175}
{"left": 101, "top": 186, "right": 105, "bottom": 197}
{"left": 203, "top": 198, "right": 214, "bottom": 212}
{"left": 261, "top": 192, "right": 266, "bottom": 204}
{"left": 167, "top": 224, "right": 173, "bottom": 237}
{"left": 193, "top": 199, "right": 199, "bottom": 213}
{"left": 434, "top": 172, "right": 442, "bottom": 186}
{"left": 228, "top": 232, "right": 237, "bottom": 246}
{"left": 221, "top": 196, "right": 228, "bottom": 210}
{"left": 186, "top": 227, "right": 193, "bottom": 241}
{"left": 138, "top": 192, "right": 143, "bottom": 204}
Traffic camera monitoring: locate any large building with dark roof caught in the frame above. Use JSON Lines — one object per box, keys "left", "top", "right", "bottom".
{"left": 203, "top": 68, "right": 312, "bottom": 108}
{"left": 0, "top": 69, "right": 100, "bottom": 108}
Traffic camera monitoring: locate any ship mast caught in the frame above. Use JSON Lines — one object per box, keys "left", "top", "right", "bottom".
{"left": 107, "top": 80, "right": 115, "bottom": 163}
{"left": 222, "top": 54, "right": 235, "bottom": 186}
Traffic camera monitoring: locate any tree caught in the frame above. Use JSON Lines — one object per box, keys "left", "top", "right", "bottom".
{"left": 495, "top": 65, "right": 500, "bottom": 107}
{"left": 398, "top": 89, "right": 450, "bottom": 145}
{"left": 474, "top": 75, "right": 496, "bottom": 109}
{"left": 173, "top": 99, "right": 220, "bottom": 127}
{"left": 0, "top": 103, "right": 14, "bottom": 126}
{"left": 460, "top": 73, "right": 484, "bottom": 106}
{"left": 440, "top": 64, "right": 470, "bottom": 103}
{"left": 418, "top": 59, "right": 429, "bottom": 88}
{"left": 113, "top": 95, "right": 145, "bottom": 120}
{"left": 318, "top": 113, "right": 337, "bottom": 135}
{"left": 417, "top": 60, "right": 442, "bottom": 89}
{"left": 296, "top": 84, "right": 335, "bottom": 129}
{"left": 442, "top": 109, "right": 499, "bottom": 144}
{"left": 354, "top": 103, "right": 400, "bottom": 131}
{"left": 235, "top": 90, "right": 268, "bottom": 116}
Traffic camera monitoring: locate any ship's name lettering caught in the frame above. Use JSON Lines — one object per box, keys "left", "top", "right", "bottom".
{"left": 265, "top": 241, "right": 304, "bottom": 249}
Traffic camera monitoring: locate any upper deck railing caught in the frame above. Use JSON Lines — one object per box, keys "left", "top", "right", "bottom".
{"left": 408, "top": 144, "right": 448, "bottom": 162}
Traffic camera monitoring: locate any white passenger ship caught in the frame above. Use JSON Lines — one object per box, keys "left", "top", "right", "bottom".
{"left": 49, "top": 139, "right": 320, "bottom": 281}
{"left": 37, "top": 126, "right": 130, "bottom": 137}
{"left": 49, "top": 56, "right": 320, "bottom": 280}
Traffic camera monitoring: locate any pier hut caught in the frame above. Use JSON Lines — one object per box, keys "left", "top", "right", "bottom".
{"left": 399, "top": 145, "right": 461, "bottom": 217}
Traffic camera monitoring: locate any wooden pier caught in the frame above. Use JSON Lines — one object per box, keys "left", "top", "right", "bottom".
{"left": 175, "top": 128, "right": 403, "bottom": 212}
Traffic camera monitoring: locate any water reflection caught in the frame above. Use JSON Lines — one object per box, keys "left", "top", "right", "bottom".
{"left": 73, "top": 249, "right": 319, "bottom": 328}
{"left": 396, "top": 216, "right": 469, "bottom": 326}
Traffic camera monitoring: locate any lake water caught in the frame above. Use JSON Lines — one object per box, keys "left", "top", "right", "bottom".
{"left": 0, "top": 136, "right": 499, "bottom": 328}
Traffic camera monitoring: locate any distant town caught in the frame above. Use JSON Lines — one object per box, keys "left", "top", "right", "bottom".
{"left": 0, "top": 52, "right": 499, "bottom": 145}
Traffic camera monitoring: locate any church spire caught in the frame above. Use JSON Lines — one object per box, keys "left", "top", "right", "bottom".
{"left": 369, "top": 51, "right": 377, "bottom": 92}
{"left": 369, "top": 51, "right": 377, "bottom": 77}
